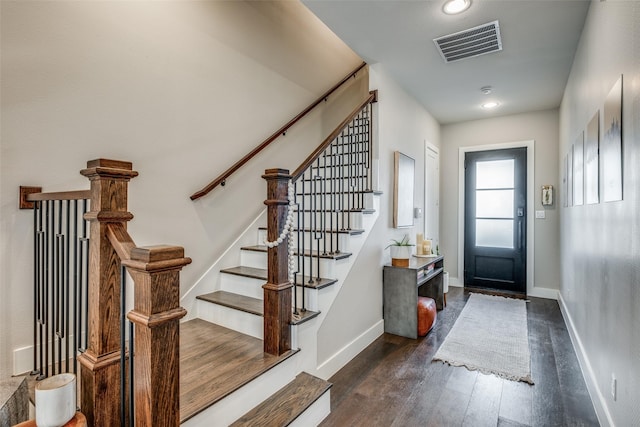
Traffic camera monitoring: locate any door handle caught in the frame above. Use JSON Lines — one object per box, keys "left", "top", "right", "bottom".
{"left": 518, "top": 221, "right": 523, "bottom": 250}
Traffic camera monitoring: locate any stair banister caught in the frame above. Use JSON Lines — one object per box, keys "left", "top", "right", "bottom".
{"left": 292, "top": 90, "right": 377, "bottom": 181}
{"left": 190, "top": 62, "right": 367, "bottom": 201}
{"left": 24, "top": 159, "right": 192, "bottom": 427}
{"left": 262, "top": 90, "right": 377, "bottom": 356}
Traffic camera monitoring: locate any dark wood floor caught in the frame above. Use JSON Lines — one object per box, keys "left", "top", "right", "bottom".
{"left": 321, "top": 287, "right": 599, "bottom": 427}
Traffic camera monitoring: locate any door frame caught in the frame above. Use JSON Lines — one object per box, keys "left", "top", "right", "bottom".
{"left": 457, "top": 140, "right": 535, "bottom": 295}
{"left": 424, "top": 141, "right": 439, "bottom": 244}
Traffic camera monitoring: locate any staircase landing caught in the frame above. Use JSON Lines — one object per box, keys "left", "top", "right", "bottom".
{"left": 180, "top": 318, "right": 297, "bottom": 423}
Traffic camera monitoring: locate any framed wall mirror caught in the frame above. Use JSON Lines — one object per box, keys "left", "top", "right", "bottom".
{"left": 393, "top": 151, "right": 415, "bottom": 228}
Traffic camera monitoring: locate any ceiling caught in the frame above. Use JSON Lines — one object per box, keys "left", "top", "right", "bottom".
{"left": 302, "top": 0, "right": 591, "bottom": 125}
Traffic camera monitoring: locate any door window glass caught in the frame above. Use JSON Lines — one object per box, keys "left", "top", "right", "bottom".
{"left": 476, "top": 219, "right": 514, "bottom": 248}
{"left": 476, "top": 190, "right": 514, "bottom": 218}
{"left": 476, "top": 159, "right": 514, "bottom": 189}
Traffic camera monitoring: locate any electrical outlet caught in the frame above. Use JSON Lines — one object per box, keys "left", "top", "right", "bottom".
{"left": 611, "top": 373, "right": 617, "bottom": 401}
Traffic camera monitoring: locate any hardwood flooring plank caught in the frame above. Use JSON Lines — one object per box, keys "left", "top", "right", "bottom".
{"left": 425, "top": 387, "right": 470, "bottom": 427}
{"left": 444, "top": 365, "right": 479, "bottom": 396}
{"left": 529, "top": 319, "right": 566, "bottom": 427}
{"left": 462, "top": 372, "right": 503, "bottom": 427}
{"left": 499, "top": 377, "right": 533, "bottom": 426}
{"left": 548, "top": 322, "right": 599, "bottom": 426}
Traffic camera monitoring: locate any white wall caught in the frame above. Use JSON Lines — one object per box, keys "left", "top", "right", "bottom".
{"left": 317, "top": 63, "right": 440, "bottom": 365}
{"left": 558, "top": 1, "right": 640, "bottom": 425}
{"left": 0, "top": 0, "right": 365, "bottom": 378}
{"left": 440, "top": 109, "right": 561, "bottom": 294}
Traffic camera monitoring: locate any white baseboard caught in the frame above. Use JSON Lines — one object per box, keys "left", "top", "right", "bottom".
{"left": 527, "top": 286, "right": 558, "bottom": 300}
{"left": 289, "top": 389, "right": 331, "bottom": 427}
{"left": 315, "top": 319, "right": 383, "bottom": 380}
{"left": 447, "top": 277, "right": 558, "bottom": 301}
{"left": 558, "top": 293, "right": 614, "bottom": 427}
{"left": 449, "top": 276, "right": 463, "bottom": 287}
{"left": 12, "top": 331, "right": 86, "bottom": 375}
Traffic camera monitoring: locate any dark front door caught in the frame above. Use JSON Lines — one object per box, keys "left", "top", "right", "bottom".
{"left": 464, "top": 148, "right": 527, "bottom": 294}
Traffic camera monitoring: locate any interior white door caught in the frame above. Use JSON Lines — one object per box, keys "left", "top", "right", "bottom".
{"left": 425, "top": 142, "right": 439, "bottom": 249}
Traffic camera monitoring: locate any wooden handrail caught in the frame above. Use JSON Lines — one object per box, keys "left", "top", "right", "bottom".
{"left": 190, "top": 61, "right": 367, "bottom": 201}
{"left": 26, "top": 189, "right": 91, "bottom": 201}
{"left": 292, "top": 90, "right": 377, "bottom": 181}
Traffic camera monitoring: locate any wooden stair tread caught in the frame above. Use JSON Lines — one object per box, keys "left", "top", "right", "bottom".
{"left": 197, "top": 290, "right": 263, "bottom": 316}
{"left": 197, "top": 290, "right": 321, "bottom": 325}
{"left": 241, "top": 245, "right": 352, "bottom": 260}
{"left": 179, "top": 319, "right": 298, "bottom": 423}
{"left": 259, "top": 226, "right": 364, "bottom": 235}
{"left": 230, "top": 372, "right": 331, "bottom": 427}
{"left": 291, "top": 309, "right": 321, "bottom": 325}
{"left": 221, "top": 266, "right": 338, "bottom": 289}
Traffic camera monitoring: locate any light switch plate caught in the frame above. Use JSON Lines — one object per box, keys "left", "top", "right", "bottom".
{"left": 535, "top": 210, "right": 546, "bottom": 219}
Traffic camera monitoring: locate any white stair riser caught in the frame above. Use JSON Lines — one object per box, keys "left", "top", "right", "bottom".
{"left": 295, "top": 210, "right": 366, "bottom": 226}
{"left": 289, "top": 389, "right": 331, "bottom": 427}
{"left": 241, "top": 250, "right": 337, "bottom": 278}
{"left": 196, "top": 299, "right": 262, "bottom": 340}
{"left": 292, "top": 286, "right": 319, "bottom": 312}
{"left": 220, "top": 274, "right": 265, "bottom": 299}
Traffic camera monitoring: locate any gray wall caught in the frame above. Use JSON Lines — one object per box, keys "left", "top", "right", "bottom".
{"left": 440, "top": 109, "right": 561, "bottom": 294}
{"left": 558, "top": 1, "right": 640, "bottom": 426}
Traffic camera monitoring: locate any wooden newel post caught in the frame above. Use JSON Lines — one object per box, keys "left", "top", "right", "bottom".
{"left": 78, "top": 159, "right": 138, "bottom": 427}
{"left": 262, "top": 169, "right": 293, "bottom": 355}
{"left": 124, "top": 246, "right": 191, "bottom": 427}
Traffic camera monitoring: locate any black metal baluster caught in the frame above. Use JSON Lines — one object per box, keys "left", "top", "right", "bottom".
{"left": 351, "top": 123, "right": 356, "bottom": 214}
{"left": 128, "top": 320, "right": 135, "bottom": 427}
{"left": 32, "top": 202, "right": 41, "bottom": 377}
{"left": 367, "top": 104, "right": 373, "bottom": 191}
{"left": 65, "top": 200, "right": 71, "bottom": 374}
{"left": 44, "top": 200, "right": 52, "bottom": 378}
{"left": 121, "top": 265, "right": 127, "bottom": 427}
{"left": 300, "top": 170, "right": 306, "bottom": 312}
{"left": 314, "top": 159, "right": 321, "bottom": 282}
{"left": 330, "top": 142, "right": 336, "bottom": 254}
{"left": 73, "top": 200, "right": 79, "bottom": 375}
{"left": 293, "top": 180, "right": 300, "bottom": 316}
{"left": 308, "top": 166, "right": 315, "bottom": 287}
{"left": 322, "top": 151, "right": 328, "bottom": 256}
{"left": 79, "top": 200, "right": 89, "bottom": 352}
{"left": 358, "top": 113, "right": 364, "bottom": 209}
{"left": 36, "top": 203, "right": 45, "bottom": 379}
{"left": 56, "top": 200, "right": 63, "bottom": 374}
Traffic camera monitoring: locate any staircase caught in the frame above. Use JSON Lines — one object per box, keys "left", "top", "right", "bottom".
{"left": 179, "top": 193, "right": 380, "bottom": 426}
{"left": 178, "top": 92, "right": 380, "bottom": 425}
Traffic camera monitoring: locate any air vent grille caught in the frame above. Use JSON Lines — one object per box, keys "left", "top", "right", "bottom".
{"left": 433, "top": 20, "right": 502, "bottom": 63}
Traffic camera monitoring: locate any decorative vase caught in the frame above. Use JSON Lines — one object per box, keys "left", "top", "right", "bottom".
{"left": 390, "top": 245, "right": 411, "bottom": 267}
{"left": 35, "top": 373, "right": 76, "bottom": 427}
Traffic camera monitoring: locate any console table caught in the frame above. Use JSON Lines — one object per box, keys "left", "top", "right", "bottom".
{"left": 383, "top": 255, "right": 444, "bottom": 339}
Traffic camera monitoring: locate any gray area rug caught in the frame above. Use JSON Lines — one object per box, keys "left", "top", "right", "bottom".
{"left": 433, "top": 293, "right": 533, "bottom": 384}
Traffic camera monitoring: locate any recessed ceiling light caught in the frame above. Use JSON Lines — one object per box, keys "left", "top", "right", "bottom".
{"left": 481, "top": 101, "right": 500, "bottom": 109}
{"left": 443, "top": 0, "right": 471, "bottom": 15}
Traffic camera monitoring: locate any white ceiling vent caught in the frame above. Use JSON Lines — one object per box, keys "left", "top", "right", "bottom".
{"left": 433, "top": 20, "right": 502, "bottom": 63}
